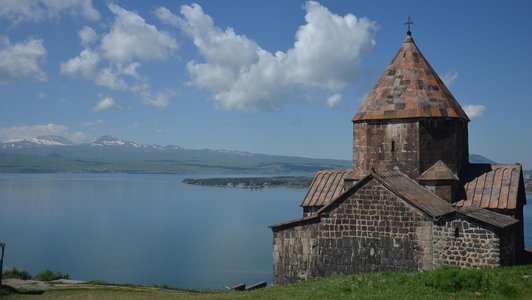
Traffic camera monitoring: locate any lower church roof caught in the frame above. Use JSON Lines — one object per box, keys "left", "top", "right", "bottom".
{"left": 457, "top": 206, "right": 518, "bottom": 229}
{"left": 300, "top": 169, "right": 351, "bottom": 207}
{"left": 373, "top": 171, "right": 455, "bottom": 218}
{"left": 454, "top": 163, "right": 525, "bottom": 210}
{"left": 275, "top": 168, "right": 521, "bottom": 231}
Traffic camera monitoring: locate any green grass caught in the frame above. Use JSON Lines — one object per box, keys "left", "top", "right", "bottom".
{"left": 2, "top": 267, "right": 32, "bottom": 280}
{"left": 34, "top": 269, "right": 70, "bottom": 281}
{"left": 2, "top": 265, "right": 531, "bottom": 299}
{"left": 2, "top": 268, "right": 69, "bottom": 282}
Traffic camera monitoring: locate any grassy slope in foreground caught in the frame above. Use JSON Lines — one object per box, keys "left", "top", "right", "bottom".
{"left": 2, "top": 265, "right": 531, "bottom": 299}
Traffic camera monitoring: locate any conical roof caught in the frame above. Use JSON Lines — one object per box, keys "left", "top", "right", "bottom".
{"left": 353, "top": 33, "right": 469, "bottom": 122}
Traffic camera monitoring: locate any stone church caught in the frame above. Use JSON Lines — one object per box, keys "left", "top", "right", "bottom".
{"left": 270, "top": 30, "right": 528, "bottom": 284}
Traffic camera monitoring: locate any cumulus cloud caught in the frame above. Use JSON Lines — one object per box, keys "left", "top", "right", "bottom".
{"left": 78, "top": 26, "right": 98, "bottom": 46}
{"left": 0, "top": 36, "right": 47, "bottom": 84}
{"left": 0, "top": 123, "right": 85, "bottom": 142}
{"left": 61, "top": 4, "right": 178, "bottom": 108}
{"left": 0, "top": 0, "right": 99, "bottom": 24}
{"left": 60, "top": 49, "right": 135, "bottom": 91}
{"left": 157, "top": 1, "right": 376, "bottom": 111}
{"left": 154, "top": 7, "right": 181, "bottom": 27}
{"left": 93, "top": 96, "right": 117, "bottom": 112}
{"left": 101, "top": 4, "right": 178, "bottom": 63}
{"left": 95, "top": 67, "right": 128, "bottom": 90}
{"left": 326, "top": 93, "right": 347, "bottom": 110}
{"left": 442, "top": 70, "right": 458, "bottom": 87}
{"left": 60, "top": 48, "right": 99, "bottom": 79}
{"left": 463, "top": 104, "right": 486, "bottom": 120}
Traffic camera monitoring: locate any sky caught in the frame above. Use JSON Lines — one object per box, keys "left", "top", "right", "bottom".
{"left": 0, "top": 0, "right": 531, "bottom": 168}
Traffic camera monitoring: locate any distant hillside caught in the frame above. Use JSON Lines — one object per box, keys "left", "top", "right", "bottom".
{"left": 0, "top": 135, "right": 350, "bottom": 174}
{"left": 469, "top": 153, "right": 496, "bottom": 164}
{"left": 0, "top": 135, "right": 497, "bottom": 174}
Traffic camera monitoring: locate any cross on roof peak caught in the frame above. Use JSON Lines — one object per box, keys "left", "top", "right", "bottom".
{"left": 405, "top": 17, "right": 413, "bottom": 35}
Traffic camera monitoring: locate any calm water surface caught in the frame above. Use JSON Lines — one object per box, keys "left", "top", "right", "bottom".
{"left": 0, "top": 173, "right": 304, "bottom": 289}
{"left": 0, "top": 174, "right": 531, "bottom": 289}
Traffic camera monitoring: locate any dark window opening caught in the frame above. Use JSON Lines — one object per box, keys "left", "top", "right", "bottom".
{"left": 391, "top": 141, "right": 396, "bottom": 152}
{"left": 454, "top": 227, "right": 460, "bottom": 238}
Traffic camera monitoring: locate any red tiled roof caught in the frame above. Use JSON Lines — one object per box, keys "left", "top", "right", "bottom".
{"left": 300, "top": 169, "right": 351, "bottom": 208}
{"left": 454, "top": 164, "right": 523, "bottom": 210}
{"left": 353, "top": 33, "right": 469, "bottom": 122}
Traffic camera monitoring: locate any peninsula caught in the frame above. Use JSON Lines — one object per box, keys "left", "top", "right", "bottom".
{"left": 182, "top": 176, "right": 313, "bottom": 188}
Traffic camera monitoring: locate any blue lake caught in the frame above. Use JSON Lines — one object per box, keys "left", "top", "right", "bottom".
{"left": 0, "top": 173, "right": 530, "bottom": 289}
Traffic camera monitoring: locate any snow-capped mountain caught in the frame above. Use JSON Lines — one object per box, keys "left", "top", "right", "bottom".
{"left": 2, "top": 135, "right": 74, "bottom": 148}
{"left": 90, "top": 135, "right": 142, "bottom": 148}
{"left": 1, "top": 135, "right": 184, "bottom": 152}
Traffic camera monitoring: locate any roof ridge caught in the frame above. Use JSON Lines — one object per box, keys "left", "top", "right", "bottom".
{"left": 372, "top": 169, "right": 456, "bottom": 219}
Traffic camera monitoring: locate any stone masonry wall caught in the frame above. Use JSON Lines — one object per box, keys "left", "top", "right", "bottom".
{"left": 353, "top": 121, "right": 420, "bottom": 179}
{"left": 433, "top": 219, "right": 500, "bottom": 268}
{"left": 353, "top": 119, "right": 469, "bottom": 179}
{"left": 418, "top": 119, "right": 469, "bottom": 176}
{"left": 273, "top": 179, "right": 434, "bottom": 284}
{"left": 500, "top": 229, "right": 518, "bottom": 266}
{"left": 273, "top": 222, "right": 319, "bottom": 284}
{"left": 316, "top": 181, "right": 433, "bottom": 276}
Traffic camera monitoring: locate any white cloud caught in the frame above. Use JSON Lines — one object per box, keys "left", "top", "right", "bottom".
{"left": 95, "top": 67, "right": 127, "bottom": 90}
{"left": 60, "top": 48, "right": 99, "bottom": 79}
{"left": 442, "top": 70, "right": 458, "bottom": 87}
{"left": 101, "top": 4, "right": 178, "bottom": 63}
{"left": 93, "top": 96, "right": 117, "bottom": 112}
{"left": 0, "top": 36, "right": 47, "bottom": 84}
{"left": 61, "top": 4, "right": 178, "bottom": 108}
{"left": 60, "top": 50, "right": 130, "bottom": 91}
{"left": 129, "top": 122, "right": 140, "bottom": 129}
{"left": 37, "top": 92, "right": 46, "bottom": 99}
{"left": 78, "top": 26, "right": 97, "bottom": 46}
{"left": 136, "top": 88, "right": 175, "bottom": 109}
{"left": 116, "top": 62, "right": 141, "bottom": 79}
{"left": 0, "top": 123, "right": 85, "bottom": 142}
{"left": 463, "top": 104, "right": 486, "bottom": 120}
{"left": 154, "top": 7, "right": 181, "bottom": 27}
{"left": 284, "top": 1, "right": 376, "bottom": 91}
{"left": 0, "top": 0, "right": 99, "bottom": 24}
{"left": 326, "top": 93, "right": 347, "bottom": 110}
{"left": 157, "top": 1, "right": 376, "bottom": 111}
